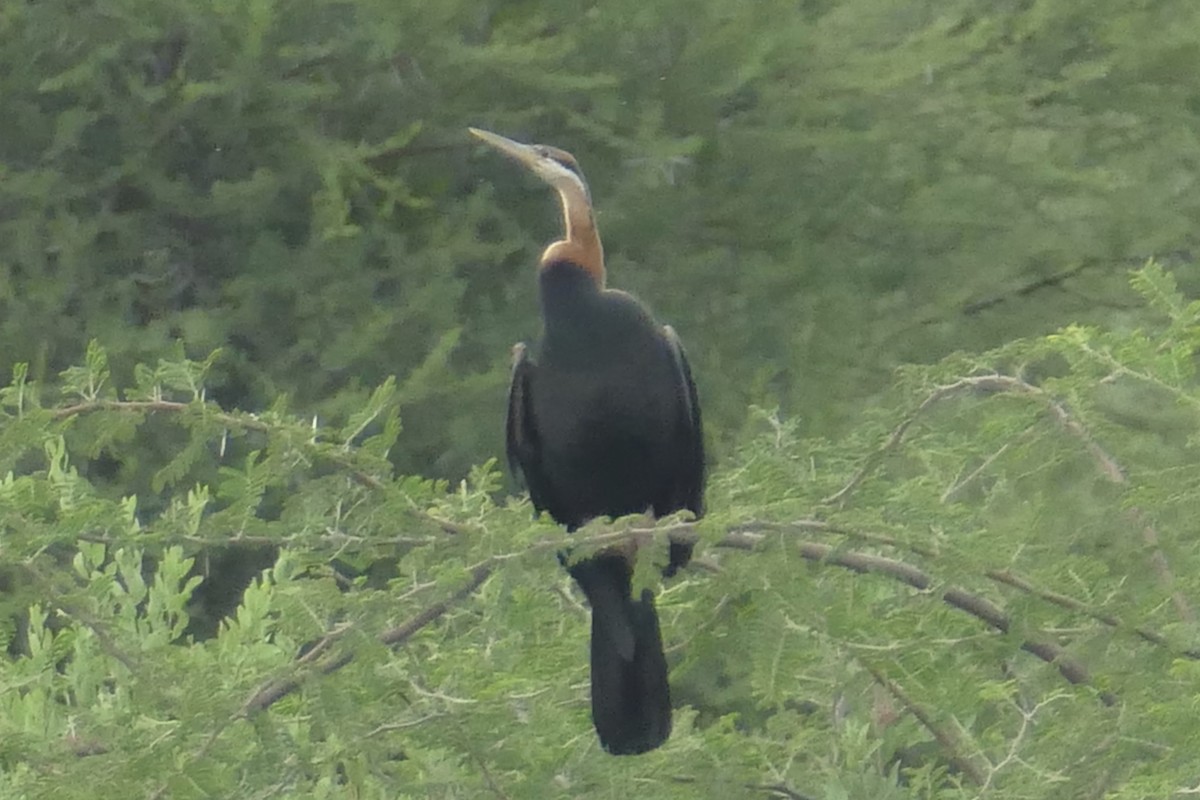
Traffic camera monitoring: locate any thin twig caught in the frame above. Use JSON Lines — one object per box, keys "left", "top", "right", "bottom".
{"left": 959, "top": 261, "right": 1095, "bottom": 317}
{"left": 708, "top": 529, "right": 1116, "bottom": 703}
{"left": 746, "top": 783, "right": 816, "bottom": 800}
{"left": 470, "top": 748, "right": 512, "bottom": 800}
{"left": 980, "top": 692, "right": 1070, "bottom": 790}
{"left": 985, "top": 569, "right": 1200, "bottom": 659}
{"left": 823, "top": 376, "right": 1036, "bottom": 506}
{"left": 822, "top": 374, "right": 1194, "bottom": 622}
{"left": 670, "top": 777, "right": 816, "bottom": 800}
{"left": 380, "top": 564, "right": 493, "bottom": 647}
{"left": 365, "top": 714, "right": 445, "bottom": 736}
{"left": 941, "top": 421, "right": 1039, "bottom": 503}
{"left": 54, "top": 399, "right": 207, "bottom": 422}
{"left": 1040, "top": 394, "right": 1194, "bottom": 623}
{"left": 742, "top": 520, "right": 1200, "bottom": 662}
{"left": 862, "top": 661, "right": 988, "bottom": 785}
{"left": 240, "top": 564, "right": 494, "bottom": 716}
{"left": 53, "top": 397, "right": 480, "bottom": 537}
{"left": 238, "top": 623, "right": 357, "bottom": 716}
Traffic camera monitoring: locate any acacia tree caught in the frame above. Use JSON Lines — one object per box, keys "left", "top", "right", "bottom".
{"left": 1, "top": 265, "right": 1196, "bottom": 798}
{"left": 4, "top": 0, "right": 1200, "bottom": 482}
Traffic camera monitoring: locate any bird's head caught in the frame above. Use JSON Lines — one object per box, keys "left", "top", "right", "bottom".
{"left": 468, "top": 128, "right": 591, "bottom": 204}
{"left": 469, "top": 127, "right": 604, "bottom": 287}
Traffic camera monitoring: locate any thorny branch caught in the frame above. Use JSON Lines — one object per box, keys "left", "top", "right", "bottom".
{"left": 128, "top": 514, "right": 1186, "bottom": 798}
{"left": 862, "top": 661, "right": 988, "bottom": 785}
{"left": 51, "top": 397, "right": 476, "bottom": 536}
{"left": 713, "top": 528, "right": 1117, "bottom": 704}
{"left": 144, "top": 565, "right": 494, "bottom": 799}
{"left": 40, "top": 384, "right": 1194, "bottom": 793}
{"left": 984, "top": 569, "right": 1200, "bottom": 660}
{"left": 239, "top": 563, "right": 495, "bottom": 715}
{"left": 53, "top": 393, "right": 1191, "bottom": 645}
{"left": 63, "top": 512, "right": 1175, "bottom": 768}
{"left": 981, "top": 692, "right": 1071, "bottom": 791}
{"left": 745, "top": 520, "right": 1200, "bottom": 661}
{"left": 822, "top": 373, "right": 1194, "bottom": 623}
{"left": 236, "top": 518, "right": 686, "bottom": 714}
{"left": 670, "top": 777, "right": 815, "bottom": 800}
{"left": 820, "top": 376, "right": 1016, "bottom": 507}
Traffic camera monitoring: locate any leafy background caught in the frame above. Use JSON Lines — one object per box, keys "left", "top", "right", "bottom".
{"left": 1, "top": 0, "right": 1199, "bottom": 797}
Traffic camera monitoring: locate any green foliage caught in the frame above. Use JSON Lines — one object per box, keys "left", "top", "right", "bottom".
{"left": 4, "top": 0, "right": 1200, "bottom": 793}
{"left": 0, "top": 266, "right": 1197, "bottom": 797}
{"left": 3, "top": 0, "right": 1200, "bottom": 480}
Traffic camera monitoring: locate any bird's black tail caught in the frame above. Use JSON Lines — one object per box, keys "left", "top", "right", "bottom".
{"left": 567, "top": 553, "right": 671, "bottom": 755}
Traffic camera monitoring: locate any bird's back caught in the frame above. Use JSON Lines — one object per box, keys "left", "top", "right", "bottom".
{"left": 529, "top": 287, "right": 690, "bottom": 528}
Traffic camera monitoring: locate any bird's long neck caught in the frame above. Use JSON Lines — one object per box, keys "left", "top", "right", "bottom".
{"left": 540, "top": 180, "right": 605, "bottom": 289}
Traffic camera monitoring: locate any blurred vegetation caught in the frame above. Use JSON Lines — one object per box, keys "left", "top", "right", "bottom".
{"left": 3, "top": 0, "right": 1200, "bottom": 796}
{"left": 3, "top": 0, "right": 1198, "bottom": 481}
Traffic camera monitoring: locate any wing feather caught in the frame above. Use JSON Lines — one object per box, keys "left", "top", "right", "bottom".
{"left": 661, "top": 326, "right": 705, "bottom": 576}
{"left": 506, "top": 343, "right": 554, "bottom": 513}
{"left": 662, "top": 325, "right": 705, "bottom": 516}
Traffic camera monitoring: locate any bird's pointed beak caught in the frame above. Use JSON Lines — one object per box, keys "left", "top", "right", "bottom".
{"left": 468, "top": 127, "right": 544, "bottom": 173}
{"left": 468, "top": 127, "right": 593, "bottom": 213}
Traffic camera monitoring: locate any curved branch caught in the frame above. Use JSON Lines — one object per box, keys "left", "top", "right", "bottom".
{"left": 862, "top": 661, "right": 988, "bottom": 785}
{"left": 743, "top": 520, "right": 1200, "bottom": 661}
{"left": 821, "top": 374, "right": 1194, "bottom": 623}
{"left": 763, "top": 537, "right": 1115, "bottom": 705}
{"left": 51, "top": 397, "right": 478, "bottom": 535}
{"left": 822, "top": 376, "right": 1036, "bottom": 506}
{"left": 240, "top": 563, "right": 494, "bottom": 716}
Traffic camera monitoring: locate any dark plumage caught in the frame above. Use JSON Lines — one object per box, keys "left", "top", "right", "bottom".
{"left": 470, "top": 128, "right": 705, "bottom": 755}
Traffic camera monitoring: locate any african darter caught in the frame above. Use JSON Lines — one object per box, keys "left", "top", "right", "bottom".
{"left": 469, "top": 128, "right": 706, "bottom": 755}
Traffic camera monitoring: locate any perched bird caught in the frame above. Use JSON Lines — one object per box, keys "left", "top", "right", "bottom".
{"left": 469, "top": 128, "right": 705, "bottom": 755}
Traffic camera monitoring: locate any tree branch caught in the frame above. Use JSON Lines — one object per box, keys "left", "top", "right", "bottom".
{"left": 822, "top": 374, "right": 1194, "bottom": 623}
{"left": 705, "top": 526, "right": 1115, "bottom": 702}
{"left": 862, "top": 661, "right": 988, "bottom": 785}
{"left": 743, "top": 520, "right": 1200, "bottom": 662}
{"left": 959, "top": 261, "right": 1095, "bottom": 317}
{"left": 984, "top": 569, "right": 1200, "bottom": 660}
{"left": 51, "top": 397, "right": 479, "bottom": 537}
{"left": 239, "top": 564, "right": 494, "bottom": 716}
{"left": 822, "top": 376, "right": 1036, "bottom": 506}
{"left": 670, "top": 777, "right": 815, "bottom": 800}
